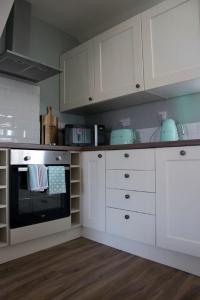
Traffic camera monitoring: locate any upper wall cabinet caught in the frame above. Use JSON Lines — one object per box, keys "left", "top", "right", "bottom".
{"left": 94, "top": 15, "right": 144, "bottom": 102}
{"left": 142, "top": 0, "right": 200, "bottom": 90}
{"left": 60, "top": 40, "right": 94, "bottom": 111}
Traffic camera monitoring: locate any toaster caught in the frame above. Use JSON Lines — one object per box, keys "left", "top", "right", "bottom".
{"left": 110, "top": 129, "right": 136, "bottom": 145}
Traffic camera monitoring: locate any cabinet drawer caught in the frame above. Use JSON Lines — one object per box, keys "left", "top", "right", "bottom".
{"left": 106, "top": 189, "right": 155, "bottom": 214}
{"left": 106, "top": 149, "right": 155, "bottom": 170}
{"left": 106, "top": 207, "right": 155, "bottom": 246}
{"left": 106, "top": 170, "right": 155, "bottom": 192}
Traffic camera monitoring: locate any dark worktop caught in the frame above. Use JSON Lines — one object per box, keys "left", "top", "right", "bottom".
{"left": 0, "top": 139, "right": 200, "bottom": 152}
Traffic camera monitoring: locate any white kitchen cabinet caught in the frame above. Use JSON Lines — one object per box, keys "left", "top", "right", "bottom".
{"left": 60, "top": 40, "right": 94, "bottom": 111}
{"left": 156, "top": 146, "right": 200, "bottom": 257}
{"left": 106, "top": 149, "right": 155, "bottom": 170}
{"left": 81, "top": 151, "right": 105, "bottom": 232}
{"left": 94, "top": 15, "right": 144, "bottom": 102}
{"left": 0, "top": 0, "right": 14, "bottom": 38}
{"left": 106, "top": 207, "right": 155, "bottom": 246}
{"left": 142, "top": 0, "right": 200, "bottom": 90}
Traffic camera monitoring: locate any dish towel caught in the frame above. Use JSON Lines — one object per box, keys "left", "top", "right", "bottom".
{"left": 28, "top": 165, "right": 48, "bottom": 192}
{"left": 48, "top": 166, "right": 66, "bottom": 195}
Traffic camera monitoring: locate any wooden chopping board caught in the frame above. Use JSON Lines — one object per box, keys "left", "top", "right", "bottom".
{"left": 41, "top": 106, "right": 58, "bottom": 144}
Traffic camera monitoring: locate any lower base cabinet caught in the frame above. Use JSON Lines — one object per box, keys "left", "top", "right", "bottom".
{"left": 156, "top": 147, "right": 200, "bottom": 258}
{"left": 81, "top": 151, "right": 106, "bottom": 232}
{"left": 106, "top": 207, "right": 155, "bottom": 246}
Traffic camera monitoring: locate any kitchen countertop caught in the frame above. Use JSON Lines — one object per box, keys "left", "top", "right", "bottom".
{"left": 0, "top": 139, "right": 200, "bottom": 151}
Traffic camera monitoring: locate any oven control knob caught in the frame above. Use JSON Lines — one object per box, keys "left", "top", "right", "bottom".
{"left": 56, "top": 156, "right": 62, "bottom": 161}
{"left": 24, "top": 156, "right": 31, "bottom": 161}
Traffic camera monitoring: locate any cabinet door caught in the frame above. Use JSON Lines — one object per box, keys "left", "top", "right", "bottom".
{"left": 60, "top": 40, "right": 94, "bottom": 111}
{"left": 94, "top": 15, "right": 144, "bottom": 102}
{"left": 81, "top": 152, "right": 105, "bottom": 232}
{"left": 142, "top": 0, "right": 200, "bottom": 89}
{"left": 156, "top": 147, "right": 200, "bottom": 257}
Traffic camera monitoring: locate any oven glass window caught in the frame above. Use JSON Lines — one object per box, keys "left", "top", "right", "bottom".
{"left": 18, "top": 170, "right": 64, "bottom": 215}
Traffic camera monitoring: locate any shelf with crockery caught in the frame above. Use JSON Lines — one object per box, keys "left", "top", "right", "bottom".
{"left": 70, "top": 152, "right": 81, "bottom": 228}
{"left": 0, "top": 149, "right": 9, "bottom": 247}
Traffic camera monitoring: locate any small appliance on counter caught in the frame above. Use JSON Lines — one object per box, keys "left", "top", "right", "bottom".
{"left": 160, "top": 118, "right": 179, "bottom": 142}
{"left": 110, "top": 128, "right": 136, "bottom": 145}
{"left": 64, "top": 124, "right": 105, "bottom": 146}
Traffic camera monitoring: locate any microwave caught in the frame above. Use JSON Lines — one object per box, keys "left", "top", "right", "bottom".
{"left": 64, "top": 125, "right": 105, "bottom": 146}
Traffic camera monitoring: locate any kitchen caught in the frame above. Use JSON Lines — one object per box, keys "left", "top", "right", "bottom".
{"left": 1, "top": 0, "right": 200, "bottom": 299}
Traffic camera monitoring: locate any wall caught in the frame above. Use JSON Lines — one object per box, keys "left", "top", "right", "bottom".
{"left": 29, "top": 17, "right": 84, "bottom": 125}
{"left": 0, "top": 76, "right": 40, "bottom": 143}
{"left": 85, "top": 93, "right": 200, "bottom": 142}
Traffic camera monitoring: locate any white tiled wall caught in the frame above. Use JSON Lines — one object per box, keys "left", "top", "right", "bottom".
{"left": 0, "top": 76, "right": 40, "bottom": 143}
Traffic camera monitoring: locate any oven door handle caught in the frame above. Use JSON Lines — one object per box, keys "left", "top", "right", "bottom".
{"left": 18, "top": 166, "right": 70, "bottom": 172}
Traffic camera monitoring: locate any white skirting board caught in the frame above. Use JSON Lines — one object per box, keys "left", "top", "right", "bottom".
{"left": 0, "top": 227, "right": 81, "bottom": 264}
{"left": 82, "top": 227, "right": 200, "bottom": 277}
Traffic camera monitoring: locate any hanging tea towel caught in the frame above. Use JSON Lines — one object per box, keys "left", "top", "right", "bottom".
{"left": 48, "top": 166, "right": 66, "bottom": 195}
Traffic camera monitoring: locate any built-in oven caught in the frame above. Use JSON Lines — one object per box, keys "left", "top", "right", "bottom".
{"left": 9, "top": 149, "right": 71, "bottom": 229}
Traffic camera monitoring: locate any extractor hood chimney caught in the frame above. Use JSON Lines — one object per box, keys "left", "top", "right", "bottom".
{"left": 0, "top": 0, "right": 62, "bottom": 83}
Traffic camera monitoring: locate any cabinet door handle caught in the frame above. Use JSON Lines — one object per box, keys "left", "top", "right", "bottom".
{"left": 98, "top": 154, "right": 102, "bottom": 158}
{"left": 125, "top": 214, "right": 130, "bottom": 220}
{"left": 124, "top": 174, "right": 130, "bottom": 179}
{"left": 124, "top": 153, "right": 129, "bottom": 158}
{"left": 136, "top": 83, "right": 140, "bottom": 89}
{"left": 89, "top": 97, "right": 93, "bottom": 101}
{"left": 125, "top": 194, "right": 130, "bottom": 199}
{"left": 180, "top": 150, "right": 186, "bottom": 156}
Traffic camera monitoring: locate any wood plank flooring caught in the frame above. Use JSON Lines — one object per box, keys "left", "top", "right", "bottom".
{"left": 0, "top": 238, "right": 200, "bottom": 300}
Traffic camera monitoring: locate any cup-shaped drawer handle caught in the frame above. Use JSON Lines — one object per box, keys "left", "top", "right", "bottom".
{"left": 124, "top": 153, "right": 129, "bottom": 158}
{"left": 125, "top": 194, "right": 130, "bottom": 199}
{"left": 180, "top": 150, "right": 186, "bottom": 156}
{"left": 124, "top": 173, "right": 130, "bottom": 179}
{"left": 125, "top": 214, "right": 130, "bottom": 220}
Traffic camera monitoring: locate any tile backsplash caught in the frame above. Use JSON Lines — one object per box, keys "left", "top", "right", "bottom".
{"left": 0, "top": 77, "right": 40, "bottom": 144}
{"left": 136, "top": 122, "right": 200, "bottom": 143}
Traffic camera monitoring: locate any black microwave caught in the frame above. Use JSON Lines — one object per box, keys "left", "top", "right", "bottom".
{"left": 64, "top": 125, "right": 105, "bottom": 146}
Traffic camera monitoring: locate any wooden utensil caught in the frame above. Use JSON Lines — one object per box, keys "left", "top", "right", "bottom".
{"left": 41, "top": 106, "right": 58, "bottom": 144}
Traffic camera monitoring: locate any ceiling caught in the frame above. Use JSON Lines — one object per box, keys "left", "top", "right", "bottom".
{"left": 27, "top": 0, "right": 164, "bottom": 42}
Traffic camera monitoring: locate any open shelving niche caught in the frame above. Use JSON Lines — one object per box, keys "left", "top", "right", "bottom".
{"left": 70, "top": 152, "right": 81, "bottom": 228}
{"left": 0, "top": 149, "right": 9, "bottom": 247}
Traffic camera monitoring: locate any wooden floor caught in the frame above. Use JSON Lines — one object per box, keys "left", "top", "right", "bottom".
{"left": 0, "top": 238, "right": 200, "bottom": 300}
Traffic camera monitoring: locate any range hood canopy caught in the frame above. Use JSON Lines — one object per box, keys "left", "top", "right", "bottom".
{"left": 0, "top": 0, "right": 62, "bottom": 83}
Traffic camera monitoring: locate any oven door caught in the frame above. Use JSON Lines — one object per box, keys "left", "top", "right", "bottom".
{"left": 10, "top": 165, "right": 70, "bottom": 228}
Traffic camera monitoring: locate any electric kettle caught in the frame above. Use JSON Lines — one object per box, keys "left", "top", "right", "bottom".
{"left": 160, "top": 119, "right": 179, "bottom": 142}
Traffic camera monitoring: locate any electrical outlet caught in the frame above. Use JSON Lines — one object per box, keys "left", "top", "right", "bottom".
{"left": 158, "top": 111, "right": 167, "bottom": 121}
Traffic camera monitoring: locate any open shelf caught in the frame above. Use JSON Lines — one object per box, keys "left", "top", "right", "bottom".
{"left": 0, "top": 188, "right": 7, "bottom": 205}
{"left": 71, "top": 153, "right": 80, "bottom": 166}
{"left": 71, "top": 165, "right": 80, "bottom": 168}
{"left": 70, "top": 152, "right": 81, "bottom": 228}
{"left": 0, "top": 149, "right": 8, "bottom": 245}
{"left": 0, "top": 151, "right": 7, "bottom": 166}
{"left": 71, "top": 212, "right": 80, "bottom": 227}
{"left": 71, "top": 168, "right": 80, "bottom": 181}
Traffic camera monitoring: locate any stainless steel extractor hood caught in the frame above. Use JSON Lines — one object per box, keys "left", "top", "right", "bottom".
{"left": 0, "top": 0, "right": 62, "bottom": 83}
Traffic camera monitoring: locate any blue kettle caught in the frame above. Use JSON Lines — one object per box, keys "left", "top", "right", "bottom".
{"left": 160, "top": 119, "right": 179, "bottom": 142}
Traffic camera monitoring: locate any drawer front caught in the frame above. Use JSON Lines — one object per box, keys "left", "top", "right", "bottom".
{"left": 106, "top": 207, "right": 155, "bottom": 246}
{"left": 106, "top": 149, "right": 155, "bottom": 170}
{"left": 106, "top": 170, "right": 155, "bottom": 192}
{"left": 106, "top": 189, "right": 155, "bottom": 215}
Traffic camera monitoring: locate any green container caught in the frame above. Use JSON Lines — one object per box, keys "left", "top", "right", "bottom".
{"left": 160, "top": 119, "right": 179, "bottom": 142}
{"left": 110, "top": 129, "right": 136, "bottom": 145}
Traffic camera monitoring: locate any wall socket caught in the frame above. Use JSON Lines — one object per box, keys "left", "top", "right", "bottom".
{"left": 158, "top": 111, "right": 167, "bottom": 121}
